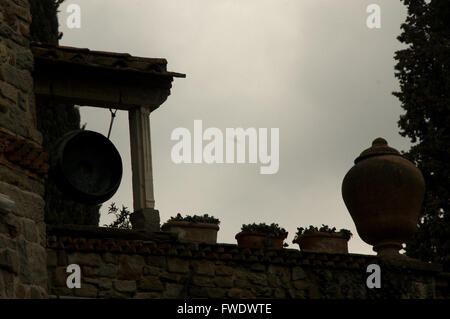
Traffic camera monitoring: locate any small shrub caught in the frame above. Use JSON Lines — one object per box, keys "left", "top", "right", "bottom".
{"left": 168, "top": 213, "right": 220, "bottom": 225}
{"left": 104, "top": 202, "right": 132, "bottom": 229}
{"left": 293, "top": 224, "right": 352, "bottom": 242}
{"left": 240, "top": 223, "right": 288, "bottom": 238}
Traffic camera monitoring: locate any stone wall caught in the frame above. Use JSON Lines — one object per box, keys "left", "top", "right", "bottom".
{"left": 0, "top": 0, "right": 48, "bottom": 298}
{"left": 46, "top": 226, "right": 443, "bottom": 299}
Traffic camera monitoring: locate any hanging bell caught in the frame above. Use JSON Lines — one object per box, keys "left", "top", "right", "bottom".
{"left": 52, "top": 130, "right": 123, "bottom": 205}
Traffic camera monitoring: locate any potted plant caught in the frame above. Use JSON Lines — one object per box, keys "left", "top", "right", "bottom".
{"left": 293, "top": 224, "right": 352, "bottom": 253}
{"left": 235, "top": 223, "right": 288, "bottom": 249}
{"left": 161, "top": 213, "right": 220, "bottom": 244}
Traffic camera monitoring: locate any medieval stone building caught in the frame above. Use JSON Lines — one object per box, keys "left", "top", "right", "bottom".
{"left": 0, "top": 0, "right": 448, "bottom": 299}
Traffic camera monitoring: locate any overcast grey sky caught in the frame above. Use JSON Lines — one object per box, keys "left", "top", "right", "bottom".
{"left": 57, "top": 0, "right": 409, "bottom": 255}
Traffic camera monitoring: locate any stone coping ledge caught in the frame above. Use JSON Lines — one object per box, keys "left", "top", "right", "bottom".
{"left": 46, "top": 226, "right": 442, "bottom": 274}
{"left": 47, "top": 224, "right": 177, "bottom": 241}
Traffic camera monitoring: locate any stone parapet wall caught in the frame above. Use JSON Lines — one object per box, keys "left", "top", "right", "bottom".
{"left": 0, "top": 0, "right": 47, "bottom": 298}
{"left": 46, "top": 226, "right": 442, "bottom": 299}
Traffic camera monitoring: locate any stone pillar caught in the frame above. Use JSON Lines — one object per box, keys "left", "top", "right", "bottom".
{"left": 0, "top": 0, "right": 48, "bottom": 298}
{"left": 128, "top": 106, "right": 160, "bottom": 232}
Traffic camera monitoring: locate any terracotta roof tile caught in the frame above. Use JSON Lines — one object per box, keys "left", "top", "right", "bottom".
{"left": 31, "top": 42, "right": 185, "bottom": 78}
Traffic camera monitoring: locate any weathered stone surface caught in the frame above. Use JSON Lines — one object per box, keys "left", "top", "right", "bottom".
{"left": 250, "top": 263, "right": 266, "bottom": 272}
{"left": 268, "top": 265, "right": 290, "bottom": 283}
{"left": 293, "top": 280, "right": 310, "bottom": 290}
{"left": 15, "top": 48, "right": 32, "bottom": 69}
{"left": 53, "top": 251, "right": 66, "bottom": 267}
{"left": 251, "top": 286, "right": 273, "bottom": 298}
{"left": 0, "top": 81, "right": 17, "bottom": 102}
{"left": 97, "top": 264, "right": 118, "bottom": 278}
{"left": 74, "top": 284, "right": 98, "bottom": 298}
{"left": 192, "top": 275, "right": 214, "bottom": 287}
{"left": 0, "top": 62, "right": 32, "bottom": 91}
{"left": 0, "top": 165, "right": 44, "bottom": 195}
{"left": 247, "top": 273, "right": 267, "bottom": 286}
{"left": 167, "top": 258, "right": 189, "bottom": 274}
{"left": 234, "top": 278, "right": 251, "bottom": 288}
{"left": 192, "top": 260, "right": 215, "bottom": 276}
{"left": 292, "top": 266, "right": 306, "bottom": 281}
{"left": 268, "top": 273, "right": 282, "bottom": 287}
{"left": 188, "top": 286, "right": 208, "bottom": 298}
{"left": 160, "top": 272, "right": 182, "bottom": 283}
{"left": 274, "top": 288, "right": 286, "bottom": 298}
{"left": 146, "top": 255, "right": 167, "bottom": 268}
{"left": 0, "top": 181, "right": 45, "bottom": 222}
{"left": 21, "top": 217, "right": 37, "bottom": 242}
{"left": 0, "top": 234, "right": 13, "bottom": 249}
{"left": 139, "top": 276, "right": 164, "bottom": 291}
{"left": 68, "top": 253, "right": 102, "bottom": 267}
{"left": 30, "top": 285, "right": 46, "bottom": 298}
{"left": 43, "top": 232, "right": 443, "bottom": 300}
{"left": 214, "top": 276, "right": 234, "bottom": 288}
{"left": 85, "top": 277, "right": 113, "bottom": 290}
{"left": 117, "top": 255, "right": 144, "bottom": 280}
{"left": 100, "top": 290, "right": 128, "bottom": 299}
{"left": 206, "top": 287, "right": 226, "bottom": 298}
{"left": 0, "top": 3, "right": 48, "bottom": 297}
{"left": 51, "top": 287, "right": 74, "bottom": 298}
{"left": 215, "top": 265, "right": 233, "bottom": 276}
{"left": 102, "top": 253, "right": 118, "bottom": 265}
{"left": 0, "top": 248, "right": 19, "bottom": 274}
{"left": 227, "top": 288, "right": 255, "bottom": 299}
{"left": 134, "top": 292, "right": 161, "bottom": 299}
{"left": 17, "top": 241, "right": 46, "bottom": 286}
{"left": 52, "top": 266, "right": 69, "bottom": 287}
{"left": 114, "top": 280, "right": 136, "bottom": 293}
{"left": 287, "top": 288, "right": 306, "bottom": 299}
{"left": 0, "top": 213, "right": 20, "bottom": 238}
{"left": 143, "top": 265, "right": 162, "bottom": 276}
{"left": 163, "top": 283, "right": 183, "bottom": 298}
{"left": 82, "top": 266, "right": 98, "bottom": 277}
{"left": 14, "top": 283, "right": 27, "bottom": 298}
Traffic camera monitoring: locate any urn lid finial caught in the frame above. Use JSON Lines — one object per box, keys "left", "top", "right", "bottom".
{"left": 354, "top": 137, "right": 401, "bottom": 164}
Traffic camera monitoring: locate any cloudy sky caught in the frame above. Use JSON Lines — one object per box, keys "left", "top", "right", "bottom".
{"left": 57, "top": 0, "right": 409, "bottom": 255}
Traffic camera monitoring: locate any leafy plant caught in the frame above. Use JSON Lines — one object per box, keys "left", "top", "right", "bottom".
{"left": 293, "top": 224, "right": 352, "bottom": 242}
{"left": 168, "top": 213, "right": 220, "bottom": 225}
{"left": 393, "top": 0, "right": 449, "bottom": 268}
{"left": 104, "top": 202, "right": 132, "bottom": 229}
{"left": 240, "top": 223, "right": 288, "bottom": 238}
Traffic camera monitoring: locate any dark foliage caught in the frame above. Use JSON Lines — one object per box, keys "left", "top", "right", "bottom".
{"left": 104, "top": 203, "right": 132, "bottom": 229}
{"left": 293, "top": 225, "right": 353, "bottom": 242}
{"left": 393, "top": 0, "right": 450, "bottom": 268}
{"left": 240, "top": 223, "right": 288, "bottom": 238}
{"left": 168, "top": 213, "right": 220, "bottom": 225}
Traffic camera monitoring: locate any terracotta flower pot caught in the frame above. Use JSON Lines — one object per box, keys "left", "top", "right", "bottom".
{"left": 161, "top": 221, "right": 219, "bottom": 244}
{"left": 235, "top": 231, "right": 287, "bottom": 249}
{"left": 342, "top": 138, "right": 425, "bottom": 257}
{"left": 293, "top": 232, "right": 349, "bottom": 253}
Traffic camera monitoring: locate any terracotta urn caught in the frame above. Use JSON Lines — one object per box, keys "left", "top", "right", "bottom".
{"left": 293, "top": 232, "right": 349, "bottom": 254}
{"left": 235, "top": 231, "right": 287, "bottom": 249}
{"left": 342, "top": 138, "right": 425, "bottom": 257}
{"left": 161, "top": 221, "right": 219, "bottom": 244}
